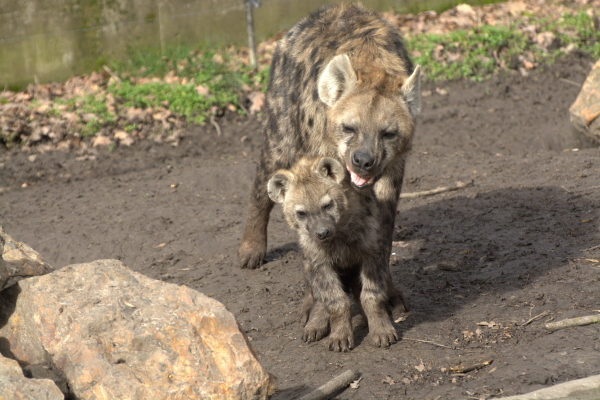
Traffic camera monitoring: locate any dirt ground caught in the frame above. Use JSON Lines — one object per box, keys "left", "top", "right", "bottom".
{"left": 1, "top": 52, "right": 599, "bottom": 399}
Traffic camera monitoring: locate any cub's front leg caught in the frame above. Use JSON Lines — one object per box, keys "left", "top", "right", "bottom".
{"left": 304, "top": 259, "right": 353, "bottom": 352}
{"left": 301, "top": 291, "right": 330, "bottom": 343}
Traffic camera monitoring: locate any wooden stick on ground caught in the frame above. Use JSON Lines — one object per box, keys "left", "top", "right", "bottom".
{"left": 102, "top": 65, "right": 121, "bottom": 83}
{"left": 299, "top": 369, "right": 361, "bottom": 400}
{"left": 544, "top": 314, "right": 600, "bottom": 332}
{"left": 400, "top": 180, "right": 474, "bottom": 199}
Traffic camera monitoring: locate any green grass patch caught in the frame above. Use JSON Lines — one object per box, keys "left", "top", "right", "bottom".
{"left": 407, "top": 8, "right": 600, "bottom": 81}
{"left": 108, "top": 44, "right": 269, "bottom": 123}
{"left": 108, "top": 81, "right": 218, "bottom": 124}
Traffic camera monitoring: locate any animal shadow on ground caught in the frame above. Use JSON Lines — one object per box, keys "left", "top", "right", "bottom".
{"left": 388, "top": 185, "right": 597, "bottom": 333}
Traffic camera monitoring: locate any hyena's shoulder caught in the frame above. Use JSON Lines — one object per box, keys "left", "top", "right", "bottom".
{"left": 275, "top": 4, "right": 413, "bottom": 82}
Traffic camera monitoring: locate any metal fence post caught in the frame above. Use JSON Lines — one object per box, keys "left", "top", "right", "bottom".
{"left": 245, "top": 0, "right": 262, "bottom": 69}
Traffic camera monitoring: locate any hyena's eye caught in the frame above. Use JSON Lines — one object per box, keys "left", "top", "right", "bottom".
{"left": 322, "top": 200, "right": 334, "bottom": 211}
{"left": 382, "top": 129, "right": 399, "bottom": 139}
{"left": 342, "top": 124, "right": 356, "bottom": 134}
{"left": 296, "top": 210, "right": 307, "bottom": 219}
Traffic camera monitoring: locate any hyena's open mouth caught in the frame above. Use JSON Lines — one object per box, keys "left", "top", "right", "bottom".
{"left": 347, "top": 165, "right": 376, "bottom": 188}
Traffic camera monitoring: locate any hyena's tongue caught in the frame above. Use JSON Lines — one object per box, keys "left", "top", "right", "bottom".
{"left": 348, "top": 168, "right": 373, "bottom": 187}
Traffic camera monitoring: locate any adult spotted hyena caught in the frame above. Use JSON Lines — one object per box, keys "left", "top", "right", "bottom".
{"left": 239, "top": 4, "right": 422, "bottom": 269}
{"left": 268, "top": 157, "right": 408, "bottom": 351}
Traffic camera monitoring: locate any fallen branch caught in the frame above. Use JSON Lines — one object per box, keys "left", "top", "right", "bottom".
{"left": 400, "top": 180, "right": 474, "bottom": 199}
{"left": 299, "top": 369, "right": 361, "bottom": 400}
{"left": 449, "top": 359, "right": 493, "bottom": 373}
{"left": 544, "top": 314, "right": 600, "bottom": 332}
{"left": 404, "top": 337, "right": 455, "bottom": 350}
{"left": 497, "top": 374, "right": 600, "bottom": 400}
{"left": 522, "top": 310, "right": 551, "bottom": 326}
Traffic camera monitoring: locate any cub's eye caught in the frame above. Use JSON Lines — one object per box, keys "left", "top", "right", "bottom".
{"left": 342, "top": 124, "right": 356, "bottom": 134}
{"left": 296, "top": 210, "right": 307, "bottom": 218}
{"left": 382, "top": 130, "right": 398, "bottom": 139}
{"left": 322, "top": 200, "right": 334, "bottom": 210}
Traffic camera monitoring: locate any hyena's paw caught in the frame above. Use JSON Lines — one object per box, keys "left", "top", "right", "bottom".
{"left": 302, "top": 304, "right": 329, "bottom": 342}
{"left": 328, "top": 325, "right": 354, "bottom": 352}
{"left": 237, "top": 239, "right": 266, "bottom": 269}
{"left": 388, "top": 288, "right": 411, "bottom": 315}
{"left": 369, "top": 325, "right": 399, "bottom": 348}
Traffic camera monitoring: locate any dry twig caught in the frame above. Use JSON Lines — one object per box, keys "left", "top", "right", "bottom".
{"left": 522, "top": 310, "right": 551, "bottom": 326}
{"left": 544, "top": 314, "right": 600, "bottom": 332}
{"left": 400, "top": 180, "right": 474, "bottom": 199}
{"left": 449, "top": 359, "right": 493, "bottom": 373}
{"left": 559, "top": 77, "right": 581, "bottom": 87}
{"left": 404, "top": 337, "right": 455, "bottom": 349}
{"left": 299, "top": 369, "right": 361, "bottom": 400}
{"left": 210, "top": 115, "right": 222, "bottom": 136}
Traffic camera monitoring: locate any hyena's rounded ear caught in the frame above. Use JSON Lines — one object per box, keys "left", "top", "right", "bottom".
{"left": 318, "top": 54, "right": 358, "bottom": 107}
{"left": 400, "top": 65, "right": 422, "bottom": 118}
{"left": 267, "top": 170, "right": 294, "bottom": 203}
{"left": 317, "top": 157, "right": 345, "bottom": 184}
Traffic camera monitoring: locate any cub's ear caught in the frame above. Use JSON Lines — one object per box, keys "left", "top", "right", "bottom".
{"left": 267, "top": 170, "right": 294, "bottom": 203}
{"left": 318, "top": 54, "right": 358, "bottom": 107}
{"left": 316, "top": 157, "right": 345, "bottom": 184}
{"left": 400, "top": 65, "right": 422, "bottom": 118}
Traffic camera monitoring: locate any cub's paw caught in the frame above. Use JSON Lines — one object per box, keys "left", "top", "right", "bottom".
{"left": 302, "top": 324, "right": 329, "bottom": 343}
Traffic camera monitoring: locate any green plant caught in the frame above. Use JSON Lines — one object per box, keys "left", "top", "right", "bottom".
{"left": 408, "top": 25, "right": 527, "bottom": 81}
{"left": 407, "top": 7, "right": 600, "bottom": 81}
{"left": 81, "top": 118, "right": 102, "bottom": 137}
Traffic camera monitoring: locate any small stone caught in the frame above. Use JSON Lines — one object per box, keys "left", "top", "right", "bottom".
{"left": 0, "top": 226, "right": 54, "bottom": 290}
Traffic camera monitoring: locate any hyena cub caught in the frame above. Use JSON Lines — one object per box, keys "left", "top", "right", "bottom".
{"left": 268, "top": 157, "right": 408, "bottom": 351}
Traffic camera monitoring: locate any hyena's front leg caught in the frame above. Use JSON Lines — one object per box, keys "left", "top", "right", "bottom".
{"left": 360, "top": 257, "right": 399, "bottom": 348}
{"left": 305, "top": 260, "right": 353, "bottom": 352}
{"left": 238, "top": 153, "right": 275, "bottom": 269}
{"left": 374, "top": 171, "right": 410, "bottom": 314}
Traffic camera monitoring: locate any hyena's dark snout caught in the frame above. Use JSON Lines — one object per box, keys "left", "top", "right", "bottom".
{"left": 315, "top": 226, "right": 333, "bottom": 241}
{"left": 352, "top": 150, "right": 376, "bottom": 171}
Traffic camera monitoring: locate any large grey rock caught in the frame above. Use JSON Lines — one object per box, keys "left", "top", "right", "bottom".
{"left": 0, "top": 259, "right": 275, "bottom": 400}
{"left": 0, "top": 354, "right": 64, "bottom": 400}
{"left": 570, "top": 59, "right": 600, "bottom": 143}
{"left": 0, "top": 225, "right": 54, "bottom": 290}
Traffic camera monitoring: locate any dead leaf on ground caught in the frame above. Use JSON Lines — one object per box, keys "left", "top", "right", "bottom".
{"left": 349, "top": 377, "right": 362, "bottom": 389}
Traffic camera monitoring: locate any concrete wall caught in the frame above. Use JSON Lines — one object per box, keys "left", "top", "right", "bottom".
{"left": 0, "top": 0, "right": 438, "bottom": 88}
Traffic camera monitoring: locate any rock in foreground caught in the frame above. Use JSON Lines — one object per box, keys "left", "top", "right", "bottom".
{"left": 570, "top": 59, "right": 600, "bottom": 143}
{"left": 0, "top": 259, "right": 275, "bottom": 400}
{"left": 0, "top": 225, "right": 54, "bottom": 290}
{"left": 0, "top": 354, "right": 64, "bottom": 400}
